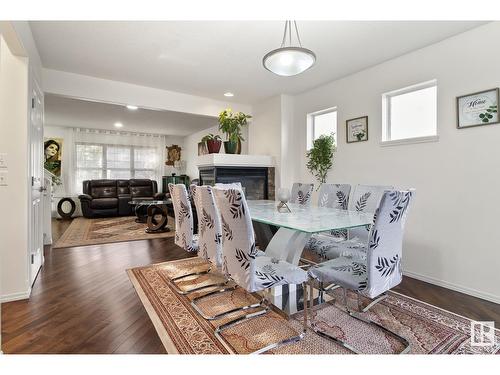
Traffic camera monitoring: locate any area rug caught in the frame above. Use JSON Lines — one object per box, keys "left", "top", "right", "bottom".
{"left": 127, "top": 258, "right": 500, "bottom": 354}
{"left": 53, "top": 216, "right": 175, "bottom": 249}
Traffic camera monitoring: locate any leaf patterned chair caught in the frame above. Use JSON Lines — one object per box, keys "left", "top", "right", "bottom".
{"left": 290, "top": 182, "right": 314, "bottom": 206}
{"left": 307, "top": 184, "right": 393, "bottom": 261}
{"left": 213, "top": 187, "right": 310, "bottom": 354}
{"left": 307, "top": 189, "right": 415, "bottom": 354}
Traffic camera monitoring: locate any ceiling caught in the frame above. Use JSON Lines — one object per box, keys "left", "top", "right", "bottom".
{"left": 44, "top": 94, "right": 217, "bottom": 136}
{"left": 31, "top": 21, "right": 487, "bottom": 104}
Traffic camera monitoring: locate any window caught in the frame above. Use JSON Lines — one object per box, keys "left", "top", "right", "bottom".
{"left": 382, "top": 80, "right": 437, "bottom": 144}
{"left": 307, "top": 108, "right": 337, "bottom": 149}
{"left": 75, "top": 143, "right": 158, "bottom": 192}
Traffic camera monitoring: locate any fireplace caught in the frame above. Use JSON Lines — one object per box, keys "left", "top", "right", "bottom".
{"left": 197, "top": 154, "right": 275, "bottom": 200}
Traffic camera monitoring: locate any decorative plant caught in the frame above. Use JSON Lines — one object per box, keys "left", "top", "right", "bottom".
{"left": 201, "top": 133, "right": 222, "bottom": 143}
{"left": 306, "top": 133, "right": 336, "bottom": 188}
{"left": 479, "top": 105, "right": 498, "bottom": 123}
{"left": 218, "top": 109, "right": 252, "bottom": 143}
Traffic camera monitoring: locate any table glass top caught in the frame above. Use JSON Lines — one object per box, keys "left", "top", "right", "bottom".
{"left": 128, "top": 199, "right": 171, "bottom": 206}
{"left": 247, "top": 200, "right": 373, "bottom": 233}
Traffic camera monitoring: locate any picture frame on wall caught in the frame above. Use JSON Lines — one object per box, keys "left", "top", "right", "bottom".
{"left": 456, "top": 88, "right": 499, "bottom": 129}
{"left": 346, "top": 116, "right": 368, "bottom": 143}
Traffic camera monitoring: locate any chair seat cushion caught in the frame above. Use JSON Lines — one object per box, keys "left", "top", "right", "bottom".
{"left": 90, "top": 198, "right": 118, "bottom": 209}
{"left": 308, "top": 257, "right": 368, "bottom": 291}
{"left": 253, "top": 256, "right": 308, "bottom": 290}
{"left": 306, "top": 234, "right": 367, "bottom": 260}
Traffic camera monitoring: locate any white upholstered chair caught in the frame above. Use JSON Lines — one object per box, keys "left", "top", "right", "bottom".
{"left": 307, "top": 189, "right": 415, "bottom": 354}
{"left": 290, "top": 183, "right": 314, "bottom": 206}
{"left": 212, "top": 186, "right": 309, "bottom": 354}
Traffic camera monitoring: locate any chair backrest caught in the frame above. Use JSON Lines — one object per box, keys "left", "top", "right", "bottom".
{"left": 214, "top": 182, "right": 243, "bottom": 190}
{"left": 347, "top": 184, "right": 393, "bottom": 241}
{"left": 290, "top": 183, "right": 314, "bottom": 206}
{"left": 317, "top": 184, "right": 351, "bottom": 209}
{"left": 190, "top": 185, "right": 223, "bottom": 269}
{"left": 213, "top": 187, "right": 258, "bottom": 292}
{"left": 363, "top": 189, "right": 415, "bottom": 298}
{"left": 168, "top": 183, "right": 196, "bottom": 252}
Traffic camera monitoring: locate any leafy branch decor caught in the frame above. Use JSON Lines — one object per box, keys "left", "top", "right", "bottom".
{"left": 218, "top": 109, "right": 252, "bottom": 154}
{"left": 306, "top": 133, "right": 335, "bottom": 189}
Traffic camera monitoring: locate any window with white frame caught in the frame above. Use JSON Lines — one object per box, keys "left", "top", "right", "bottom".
{"left": 382, "top": 80, "right": 437, "bottom": 143}
{"left": 75, "top": 143, "right": 158, "bottom": 192}
{"left": 307, "top": 108, "right": 337, "bottom": 149}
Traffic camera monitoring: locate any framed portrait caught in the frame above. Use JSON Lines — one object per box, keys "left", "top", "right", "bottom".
{"left": 166, "top": 144, "right": 182, "bottom": 166}
{"left": 44, "top": 137, "right": 63, "bottom": 177}
{"left": 346, "top": 116, "right": 368, "bottom": 143}
{"left": 457, "top": 88, "right": 499, "bottom": 129}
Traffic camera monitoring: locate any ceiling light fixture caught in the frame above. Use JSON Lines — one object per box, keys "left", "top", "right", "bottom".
{"left": 114, "top": 122, "right": 123, "bottom": 128}
{"left": 263, "top": 20, "right": 316, "bottom": 77}
{"left": 126, "top": 105, "right": 138, "bottom": 110}
{"left": 224, "top": 92, "right": 234, "bottom": 97}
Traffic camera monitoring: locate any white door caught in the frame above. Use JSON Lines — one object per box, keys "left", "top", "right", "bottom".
{"left": 29, "top": 79, "right": 44, "bottom": 286}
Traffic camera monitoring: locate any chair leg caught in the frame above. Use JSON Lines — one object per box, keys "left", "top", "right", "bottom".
{"left": 171, "top": 279, "right": 232, "bottom": 296}
{"left": 358, "top": 292, "right": 387, "bottom": 312}
{"left": 309, "top": 287, "right": 410, "bottom": 354}
{"left": 170, "top": 266, "right": 211, "bottom": 282}
{"left": 191, "top": 285, "right": 264, "bottom": 321}
{"left": 214, "top": 285, "right": 308, "bottom": 355}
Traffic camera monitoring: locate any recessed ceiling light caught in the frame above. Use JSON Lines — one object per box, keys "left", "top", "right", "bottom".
{"left": 114, "top": 122, "right": 123, "bottom": 128}
{"left": 126, "top": 105, "right": 138, "bottom": 110}
{"left": 224, "top": 92, "right": 234, "bottom": 97}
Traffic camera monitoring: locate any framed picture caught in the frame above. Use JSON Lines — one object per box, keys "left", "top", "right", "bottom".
{"left": 456, "top": 88, "right": 499, "bottom": 129}
{"left": 166, "top": 144, "right": 181, "bottom": 166}
{"left": 44, "top": 137, "right": 63, "bottom": 177}
{"left": 346, "top": 116, "right": 368, "bottom": 143}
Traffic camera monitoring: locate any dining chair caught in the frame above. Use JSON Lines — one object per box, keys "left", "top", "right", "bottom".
{"left": 212, "top": 186, "right": 309, "bottom": 354}
{"left": 290, "top": 182, "right": 314, "bottom": 206}
{"left": 317, "top": 183, "right": 351, "bottom": 209}
{"left": 307, "top": 189, "right": 415, "bottom": 354}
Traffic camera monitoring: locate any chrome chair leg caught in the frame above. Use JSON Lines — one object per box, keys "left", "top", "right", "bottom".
{"left": 170, "top": 266, "right": 211, "bottom": 282}
{"left": 357, "top": 292, "right": 388, "bottom": 312}
{"left": 170, "top": 279, "right": 232, "bottom": 296}
{"left": 214, "top": 284, "right": 308, "bottom": 355}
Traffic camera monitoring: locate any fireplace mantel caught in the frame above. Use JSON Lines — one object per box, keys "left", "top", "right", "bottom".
{"left": 196, "top": 154, "right": 275, "bottom": 168}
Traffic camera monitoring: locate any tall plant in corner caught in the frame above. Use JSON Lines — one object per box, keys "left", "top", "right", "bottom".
{"left": 306, "top": 133, "right": 335, "bottom": 189}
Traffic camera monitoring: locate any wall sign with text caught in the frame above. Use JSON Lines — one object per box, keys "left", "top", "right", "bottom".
{"left": 456, "top": 88, "right": 499, "bottom": 129}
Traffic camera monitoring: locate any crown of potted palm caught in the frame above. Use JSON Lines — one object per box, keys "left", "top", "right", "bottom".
{"left": 201, "top": 133, "right": 222, "bottom": 154}
{"left": 218, "top": 109, "right": 252, "bottom": 154}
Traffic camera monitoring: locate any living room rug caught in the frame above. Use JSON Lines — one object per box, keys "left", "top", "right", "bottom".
{"left": 53, "top": 216, "right": 175, "bottom": 249}
{"left": 127, "top": 258, "right": 500, "bottom": 354}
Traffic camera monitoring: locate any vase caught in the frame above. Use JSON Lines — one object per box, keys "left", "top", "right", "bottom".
{"left": 206, "top": 140, "right": 222, "bottom": 154}
{"left": 223, "top": 140, "right": 238, "bottom": 154}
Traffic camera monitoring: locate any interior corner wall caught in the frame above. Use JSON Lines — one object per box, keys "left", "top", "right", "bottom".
{"left": 289, "top": 22, "right": 500, "bottom": 303}
{"left": 0, "top": 35, "right": 30, "bottom": 302}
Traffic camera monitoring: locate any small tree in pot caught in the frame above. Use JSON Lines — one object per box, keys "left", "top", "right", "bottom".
{"left": 218, "top": 109, "right": 252, "bottom": 154}
{"left": 201, "top": 133, "right": 222, "bottom": 154}
{"left": 306, "top": 133, "right": 336, "bottom": 189}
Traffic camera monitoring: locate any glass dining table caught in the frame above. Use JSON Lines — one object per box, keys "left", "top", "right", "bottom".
{"left": 246, "top": 199, "right": 374, "bottom": 315}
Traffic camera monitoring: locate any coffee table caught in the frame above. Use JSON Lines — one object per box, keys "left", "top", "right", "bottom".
{"left": 128, "top": 199, "right": 172, "bottom": 233}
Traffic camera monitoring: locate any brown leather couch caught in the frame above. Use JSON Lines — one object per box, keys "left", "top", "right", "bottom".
{"left": 78, "top": 179, "right": 165, "bottom": 218}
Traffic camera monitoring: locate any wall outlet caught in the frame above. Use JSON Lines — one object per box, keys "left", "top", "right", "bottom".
{"left": 0, "top": 153, "right": 7, "bottom": 168}
{"left": 0, "top": 171, "right": 7, "bottom": 186}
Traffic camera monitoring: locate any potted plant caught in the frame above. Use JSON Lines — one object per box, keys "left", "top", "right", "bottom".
{"left": 201, "top": 133, "right": 222, "bottom": 154}
{"left": 306, "top": 133, "right": 336, "bottom": 189}
{"left": 218, "top": 109, "right": 252, "bottom": 154}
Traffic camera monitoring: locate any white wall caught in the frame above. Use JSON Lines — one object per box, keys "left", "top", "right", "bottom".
{"left": 184, "top": 125, "right": 249, "bottom": 180}
{"left": 0, "top": 34, "right": 30, "bottom": 302}
{"left": 289, "top": 22, "right": 500, "bottom": 303}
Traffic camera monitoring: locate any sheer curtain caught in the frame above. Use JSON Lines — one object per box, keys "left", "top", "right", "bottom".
{"left": 70, "top": 128, "right": 165, "bottom": 195}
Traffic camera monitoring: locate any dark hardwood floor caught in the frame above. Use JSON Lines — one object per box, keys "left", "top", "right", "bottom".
{"left": 1, "top": 219, "right": 499, "bottom": 354}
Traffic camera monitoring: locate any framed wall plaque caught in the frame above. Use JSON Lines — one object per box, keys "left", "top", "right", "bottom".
{"left": 346, "top": 116, "right": 368, "bottom": 143}
{"left": 456, "top": 88, "right": 499, "bottom": 129}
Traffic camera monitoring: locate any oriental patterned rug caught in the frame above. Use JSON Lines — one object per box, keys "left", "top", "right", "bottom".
{"left": 127, "top": 258, "right": 500, "bottom": 354}
{"left": 53, "top": 216, "right": 175, "bottom": 249}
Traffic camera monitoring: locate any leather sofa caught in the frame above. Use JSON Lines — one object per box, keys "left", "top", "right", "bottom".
{"left": 78, "top": 179, "right": 165, "bottom": 218}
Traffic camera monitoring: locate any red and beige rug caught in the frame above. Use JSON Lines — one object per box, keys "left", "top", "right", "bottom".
{"left": 127, "top": 258, "right": 500, "bottom": 355}
{"left": 53, "top": 216, "right": 175, "bottom": 249}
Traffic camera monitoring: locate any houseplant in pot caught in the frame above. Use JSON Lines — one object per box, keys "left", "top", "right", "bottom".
{"left": 306, "top": 133, "right": 336, "bottom": 189}
{"left": 201, "top": 133, "right": 222, "bottom": 154}
{"left": 218, "top": 109, "right": 252, "bottom": 154}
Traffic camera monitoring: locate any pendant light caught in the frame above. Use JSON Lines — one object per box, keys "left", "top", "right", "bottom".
{"left": 263, "top": 20, "right": 316, "bottom": 77}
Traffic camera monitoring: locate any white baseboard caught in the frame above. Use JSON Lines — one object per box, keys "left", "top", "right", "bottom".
{"left": 403, "top": 270, "right": 500, "bottom": 305}
{"left": 0, "top": 288, "right": 31, "bottom": 303}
